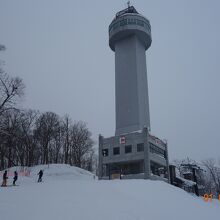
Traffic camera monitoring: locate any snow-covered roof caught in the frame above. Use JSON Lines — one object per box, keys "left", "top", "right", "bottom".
{"left": 176, "top": 174, "right": 196, "bottom": 187}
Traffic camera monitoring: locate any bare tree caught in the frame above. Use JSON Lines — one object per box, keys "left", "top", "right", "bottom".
{"left": 0, "top": 109, "right": 21, "bottom": 168}
{"left": 203, "top": 159, "right": 220, "bottom": 196}
{"left": 34, "top": 112, "right": 60, "bottom": 164}
{"left": 0, "top": 45, "right": 25, "bottom": 117}
{"left": 0, "top": 71, "right": 25, "bottom": 116}
{"left": 69, "top": 121, "right": 94, "bottom": 168}
{"left": 18, "top": 109, "right": 39, "bottom": 166}
{"left": 62, "top": 115, "right": 72, "bottom": 164}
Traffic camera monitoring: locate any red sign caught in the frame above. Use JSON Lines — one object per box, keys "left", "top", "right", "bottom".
{"left": 119, "top": 137, "right": 125, "bottom": 144}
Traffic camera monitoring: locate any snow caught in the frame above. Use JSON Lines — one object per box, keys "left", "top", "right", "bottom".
{"left": 0, "top": 164, "right": 219, "bottom": 220}
{"left": 176, "top": 174, "right": 196, "bottom": 186}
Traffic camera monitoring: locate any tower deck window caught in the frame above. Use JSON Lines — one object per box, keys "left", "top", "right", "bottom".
{"left": 125, "top": 145, "right": 132, "bottom": 153}
{"left": 113, "top": 147, "right": 120, "bottom": 155}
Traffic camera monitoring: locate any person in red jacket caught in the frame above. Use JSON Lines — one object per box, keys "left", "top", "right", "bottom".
{"left": 1, "top": 170, "right": 8, "bottom": 187}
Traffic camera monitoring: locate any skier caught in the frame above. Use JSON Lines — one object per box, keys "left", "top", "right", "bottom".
{"left": 13, "top": 171, "right": 18, "bottom": 186}
{"left": 37, "top": 170, "right": 43, "bottom": 182}
{"left": 1, "top": 170, "right": 8, "bottom": 187}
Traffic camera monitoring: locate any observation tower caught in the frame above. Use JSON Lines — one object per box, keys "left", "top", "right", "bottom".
{"left": 99, "top": 5, "right": 170, "bottom": 182}
{"left": 109, "top": 6, "right": 152, "bottom": 135}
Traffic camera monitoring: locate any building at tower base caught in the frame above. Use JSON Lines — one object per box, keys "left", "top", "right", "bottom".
{"left": 99, "top": 128, "right": 170, "bottom": 182}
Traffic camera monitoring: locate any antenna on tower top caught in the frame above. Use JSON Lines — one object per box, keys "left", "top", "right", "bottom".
{"left": 127, "top": 1, "right": 130, "bottom": 8}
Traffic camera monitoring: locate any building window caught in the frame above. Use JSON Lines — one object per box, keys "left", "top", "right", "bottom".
{"left": 137, "top": 19, "right": 144, "bottom": 27}
{"left": 125, "top": 145, "right": 132, "bottom": 153}
{"left": 149, "top": 143, "right": 166, "bottom": 158}
{"left": 113, "top": 147, "right": 120, "bottom": 155}
{"left": 120, "top": 19, "right": 127, "bottom": 26}
{"left": 137, "top": 143, "right": 144, "bottom": 152}
{"left": 102, "top": 149, "right": 108, "bottom": 157}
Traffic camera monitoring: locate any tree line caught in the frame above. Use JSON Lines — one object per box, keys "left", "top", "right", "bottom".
{"left": 0, "top": 45, "right": 96, "bottom": 172}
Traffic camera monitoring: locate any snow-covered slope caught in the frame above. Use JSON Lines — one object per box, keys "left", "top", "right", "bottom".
{"left": 0, "top": 164, "right": 219, "bottom": 220}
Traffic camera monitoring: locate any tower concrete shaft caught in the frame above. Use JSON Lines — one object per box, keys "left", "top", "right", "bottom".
{"left": 109, "top": 6, "right": 152, "bottom": 136}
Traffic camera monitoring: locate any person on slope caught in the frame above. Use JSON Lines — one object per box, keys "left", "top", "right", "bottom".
{"left": 13, "top": 171, "right": 18, "bottom": 186}
{"left": 1, "top": 170, "right": 8, "bottom": 187}
{"left": 37, "top": 170, "right": 43, "bottom": 182}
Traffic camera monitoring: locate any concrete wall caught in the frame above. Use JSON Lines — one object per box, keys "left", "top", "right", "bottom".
{"left": 115, "top": 35, "right": 150, "bottom": 135}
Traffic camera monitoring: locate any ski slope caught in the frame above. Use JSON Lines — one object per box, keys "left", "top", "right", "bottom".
{"left": 0, "top": 164, "right": 219, "bottom": 220}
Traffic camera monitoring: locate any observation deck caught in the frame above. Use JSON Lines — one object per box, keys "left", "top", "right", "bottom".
{"left": 109, "top": 6, "right": 152, "bottom": 51}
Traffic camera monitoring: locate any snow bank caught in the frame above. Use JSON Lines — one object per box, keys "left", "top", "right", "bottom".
{"left": 0, "top": 164, "right": 94, "bottom": 185}
{"left": 28, "top": 164, "right": 94, "bottom": 180}
{"left": 0, "top": 164, "right": 219, "bottom": 220}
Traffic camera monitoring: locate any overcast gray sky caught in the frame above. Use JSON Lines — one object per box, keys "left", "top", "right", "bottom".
{"left": 0, "top": 0, "right": 219, "bottom": 161}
